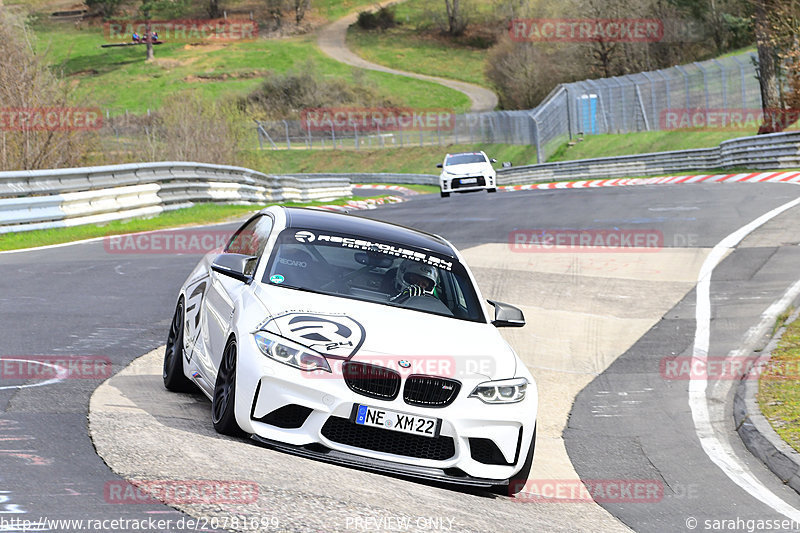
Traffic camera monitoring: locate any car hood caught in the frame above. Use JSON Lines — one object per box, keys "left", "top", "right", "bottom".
{"left": 251, "top": 284, "right": 516, "bottom": 381}
{"left": 443, "top": 162, "right": 493, "bottom": 176}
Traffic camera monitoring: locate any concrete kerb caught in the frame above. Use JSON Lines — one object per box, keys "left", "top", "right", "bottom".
{"left": 734, "top": 304, "right": 800, "bottom": 495}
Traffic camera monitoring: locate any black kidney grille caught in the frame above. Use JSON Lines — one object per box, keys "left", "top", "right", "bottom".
{"left": 403, "top": 375, "right": 461, "bottom": 407}
{"left": 321, "top": 416, "right": 455, "bottom": 460}
{"left": 343, "top": 361, "right": 401, "bottom": 400}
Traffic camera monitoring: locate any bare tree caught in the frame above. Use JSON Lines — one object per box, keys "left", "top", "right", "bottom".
{"left": 292, "top": 0, "right": 310, "bottom": 24}
{"left": 752, "top": 0, "right": 785, "bottom": 132}
{"left": 443, "top": 0, "right": 467, "bottom": 35}
{"left": 208, "top": 0, "right": 222, "bottom": 18}
{"left": 0, "top": 12, "right": 97, "bottom": 170}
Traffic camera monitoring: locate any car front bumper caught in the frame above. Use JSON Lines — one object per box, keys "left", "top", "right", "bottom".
{"left": 235, "top": 337, "right": 537, "bottom": 483}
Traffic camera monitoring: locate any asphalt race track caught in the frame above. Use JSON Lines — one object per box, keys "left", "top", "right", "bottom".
{"left": 3, "top": 183, "right": 800, "bottom": 532}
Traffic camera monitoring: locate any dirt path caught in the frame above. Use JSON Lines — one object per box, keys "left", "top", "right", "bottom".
{"left": 316, "top": 4, "right": 498, "bottom": 112}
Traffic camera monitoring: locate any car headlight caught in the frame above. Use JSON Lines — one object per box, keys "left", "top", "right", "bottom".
{"left": 253, "top": 331, "right": 331, "bottom": 372}
{"left": 470, "top": 378, "right": 527, "bottom": 404}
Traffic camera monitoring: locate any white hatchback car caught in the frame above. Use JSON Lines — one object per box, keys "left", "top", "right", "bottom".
{"left": 437, "top": 151, "right": 498, "bottom": 198}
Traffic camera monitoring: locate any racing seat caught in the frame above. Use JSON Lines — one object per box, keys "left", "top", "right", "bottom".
{"left": 276, "top": 248, "right": 323, "bottom": 288}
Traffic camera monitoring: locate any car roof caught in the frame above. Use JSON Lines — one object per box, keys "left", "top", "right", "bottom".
{"left": 446, "top": 151, "right": 485, "bottom": 157}
{"left": 281, "top": 207, "right": 456, "bottom": 257}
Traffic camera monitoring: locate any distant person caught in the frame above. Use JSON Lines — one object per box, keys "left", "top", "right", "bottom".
{"left": 151, "top": 31, "right": 159, "bottom": 42}
{"left": 132, "top": 31, "right": 140, "bottom": 43}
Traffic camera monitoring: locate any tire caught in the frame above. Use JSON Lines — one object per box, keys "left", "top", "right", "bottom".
{"left": 212, "top": 337, "right": 244, "bottom": 436}
{"left": 493, "top": 424, "right": 536, "bottom": 496}
{"left": 163, "top": 298, "right": 193, "bottom": 392}
{"left": 440, "top": 192, "right": 450, "bottom": 198}
{"left": 487, "top": 187, "right": 497, "bottom": 193}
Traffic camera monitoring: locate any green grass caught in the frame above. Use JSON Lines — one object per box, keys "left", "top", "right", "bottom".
{"left": 33, "top": 21, "right": 470, "bottom": 114}
{"left": 0, "top": 196, "right": 384, "bottom": 251}
{"left": 548, "top": 130, "right": 757, "bottom": 162}
{"left": 346, "top": 0, "right": 493, "bottom": 88}
{"left": 315, "top": 0, "right": 385, "bottom": 20}
{"left": 243, "top": 143, "right": 538, "bottom": 174}
{"left": 758, "top": 316, "right": 800, "bottom": 454}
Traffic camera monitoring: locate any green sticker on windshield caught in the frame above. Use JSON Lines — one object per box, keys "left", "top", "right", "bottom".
{"left": 270, "top": 274, "right": 285, "bottom": 284}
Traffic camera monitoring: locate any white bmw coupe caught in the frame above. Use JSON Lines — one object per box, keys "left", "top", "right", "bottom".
{"left": 163, "top": 206, "right": 537, "bottom": 494}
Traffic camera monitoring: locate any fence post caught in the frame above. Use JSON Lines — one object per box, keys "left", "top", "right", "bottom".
{"left": 693, "top": 62, "right": 710, "bottom": 110}
{"left": 612, "top": 78, "right": 626, "bottom": 132}
{"left": 565, "top": 86, "right": 573, "bottom": 140}
{"left": 641, "top": 72, "right": 658, "bottom": 130}
{"left": 282, "top": 120, "right": 290, "bottom": 150}
{"left": 329, "top": 121, "right": 336, "bottom": 149}
{"left": 354, "top": 123, "right": 359, "bottom": 150}
{"left": 657, "top": 69, "right": 671, "bottom": 110}
{"left": 732, "top": 55, "right": 748, "bottom": 109}
{"left": 634, "top": 83, "right": 650, "bottom": 131}
{"left": 531, "top": 114, "right": 542, "bottom": 164}
{"left": 712, "top": 59, "right": 728, "bottom": 109}
{"left": 675, "top": 65, "right": 691, "bottom": 111}
{"left": 307, "top": 121, "right": 312, "bottom": 149}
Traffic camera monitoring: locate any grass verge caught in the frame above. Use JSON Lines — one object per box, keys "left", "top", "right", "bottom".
{"left": 345, "top": 0, "right": 496, "bottom": 88}
{"left": 362, "top": 183, "right": 438, "bottom": 193}
{"left": 758, "top": 315, "right": 800, "bottom": 454}
{"left": 243, "top": 143, "right": 537, "bottom": 174}
{"left": 548, "top": 130, "right": 758, "bottom": 161}
{"left": 0, "top": 196, "right": 387, "bottom": 252}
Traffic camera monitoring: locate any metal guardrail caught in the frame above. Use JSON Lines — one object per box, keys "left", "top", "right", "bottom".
{"left": 495, "top": 131, "right": 800, "bottom": 185}
{"left": 280, "top": 173, "right": 439, "bottom": 186}
{"left": 0, "top": 162, "right": 351, "bottom": 234}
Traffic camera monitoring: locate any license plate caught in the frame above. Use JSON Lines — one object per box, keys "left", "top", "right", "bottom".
{"left": 459, "top": 178, "right": 477, "bottom": 184}
{"left": 353, "top": 404, "right": 441, "bottom": 438}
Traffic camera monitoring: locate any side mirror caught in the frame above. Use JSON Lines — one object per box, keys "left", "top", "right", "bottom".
{"left": 502, "top": 161, "right": 512, "bottom": 168}
{"left": 211, "top": 253, "right": 257, "bottom": 283}
{"left": 487, "top": 300, "right": 525, "bottom": 327}
{"left": 436, "top": 163, "right": 443, "bottom": 168}
{"left": 490, "top": 158, "right": 497, "bottom": 163}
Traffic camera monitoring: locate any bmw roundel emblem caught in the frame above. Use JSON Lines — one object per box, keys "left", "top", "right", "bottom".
{"left": 398, "top": 360, "right": 411, "bottom": 369}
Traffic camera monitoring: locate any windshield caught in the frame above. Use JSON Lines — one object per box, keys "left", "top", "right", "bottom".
{"left": 446, "top": 153, "right": 487, "bottom": 166}
{"left": 262, "top": 228, "right": 486, "bottom": 322}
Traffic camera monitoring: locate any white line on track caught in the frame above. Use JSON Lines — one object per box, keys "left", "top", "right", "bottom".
{"left": 0, "top": 359, "right": 68, "bottom": 391}
{"left": 690, "top": 192, "right": 800, "bottom": 521}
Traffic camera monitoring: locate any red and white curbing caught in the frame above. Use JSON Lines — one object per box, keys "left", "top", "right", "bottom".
{"left": 352, "top": 184, "right": 420, "bottom": 195}
{"left": 312, "top": 195, "right": 405, "bottom": 212}
{"left": 501, "top": 171, "right": 800, "bottom": 191}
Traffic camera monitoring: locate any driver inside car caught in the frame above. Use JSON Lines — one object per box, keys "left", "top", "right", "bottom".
{"left": 390, "top": 260, "right": 440, "bottom": 301}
